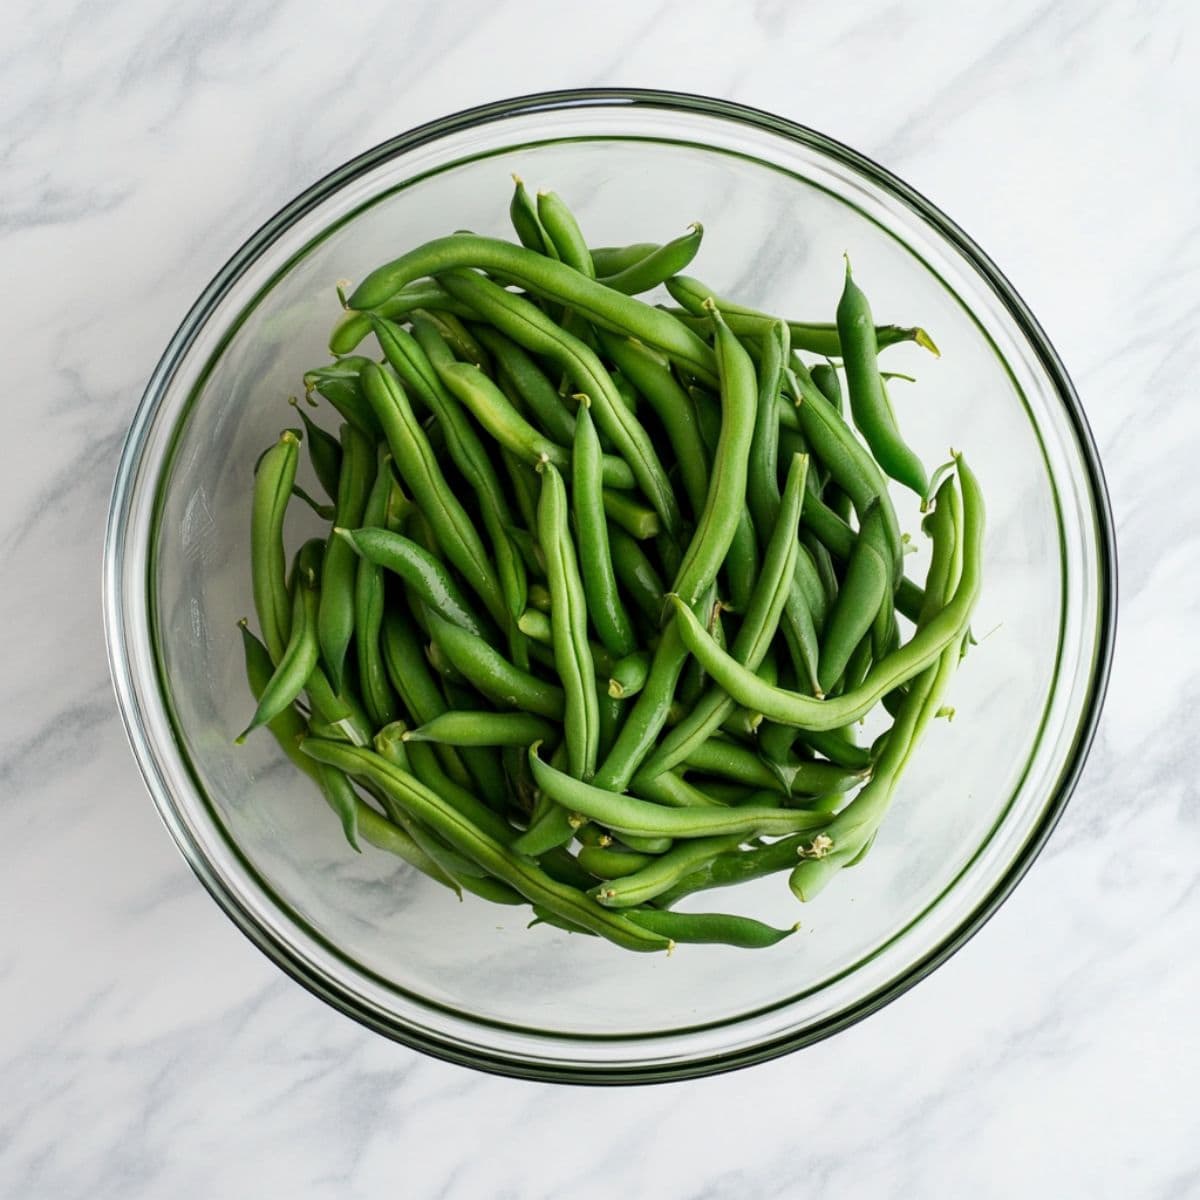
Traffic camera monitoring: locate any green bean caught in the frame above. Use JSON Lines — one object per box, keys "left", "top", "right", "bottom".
{"left": 327, "top": 284, "right": 481, "bottom": 356}
{"left": 537, "top": 462, "right": 599, "bottom": 779}
{"left": 238, "top": 544, "right": 321, "bottom": 742}
{"left": 536, "top": 190, "right": 595, "bottom": 277}
{"left": 250, "top": 429, "right": 300, "bottom": 661}
{"left": 672, "top": 309, "right": 757, "bottom": 607}
{"left": 601, "top": 489, "right": 661, "bottom": 540}
{"left": 747, "top": 319, "right": 790, "bottom": 543}
{"left": 608, "top": 650, "right": 650, "bottom": 700}
{"left": 663, "top": 274, "right": 938, "bottom": 356}
{"left": 609, "top": 528, "right": 667, "bottom": 623}
{"left": 614, "top": 833, "right": 675, "bottom": 855}
{"left": 817, "top": 516, "right": 890, "bottom": 695}
{"left": 474, "top": 325, "right": 576, "bottom": 445}
{"left": 403, "top": 711, "right": 556, "bottom": 748}
{"left": 433, "top": 268, "right": 684, "bottom": 539}
{"left": 625, "top": 908, "right": 797, "bottom": 949}
{"left": 596, "top": 224, "right": 703, "bottom": 295}
{"left": 301, "top": 739, "right": 672, "bottom": 952}
{"left": 371, "top": 316, "right": 527, "bottom": 626}
{"left": 237, "top": 620, "right": 314, "bottom": 779}
{"left": 682, "top": 739, "right": 785, "bottom": 793}
{"left": 361, "top": 361, "right": 507, "bottom": 627}
{"left": 837, "top": 260, "right": 927, "bottom": 496}
{"left": 288, "top": 396, "right": 343, "bottom": 501}
{"left": 302, "top": 357, "right": 382, "bottom": 439}
{"left": 596, "top": 684, "right": 624, "bottom": 762}
{"left": 589, "top": 242, "right": 661, "bottom": 275}
{"left": 592, "top": 835, "right": 744, "bottom": 907}
{"left": 640, "top": 453, "right": 807, "bottom": 779}
{"left": 435, "top": 360, "right": 636, "bottom": 491}
{"left": 511, "top": 788, "right": 579, "bottom": 857}
{"left": 509, "top": 175, "right": 555, "bottom": 256}
{"left": 354, "top": 455, "right": 400, "bottom": 729}
{"left": 425, "top": 609, "right": 565, "bottom": 720}
{"left": 572, "top": 401, "right": 637, "bottom": 658}
{"left": 723, "top": 508, "right": 760, "bottom": 614}
{"left": 669, "top": 454, "right": 982, "bottom": 730}
{"left": 651, "top": 834, "right": 810, "bottom": 907}
{"left": 337, "top": 527, "right": 487, "bottom": 637}
{"left": 531, "top": 747, "right": 829, "bottom": 840}
{"left": 348, "top": 234, "right": 718, "bottom": 383}
{"left": 629, "top": 770, "right": 724, "bottom": 808}
{"left": 787, "top": 357, "right": 902, "bottom": 573}
{"left": 597, "top": 331, "right": 709, "bottom": 519}
{"left": 316, "top": 422, "right": 372, "bottom": 691}
{"left": 415, "top": 308, "right": 492, "bottom": 370}
{"left": 589, "top": 305, "right": 762, "bottom": 795}
{"left": 578, "top": 845, "right": 655, "bottom": 879}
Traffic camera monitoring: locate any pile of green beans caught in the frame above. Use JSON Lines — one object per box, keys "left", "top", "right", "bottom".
{"left": 238, "top": 179, "right": 982, "bottom": 954}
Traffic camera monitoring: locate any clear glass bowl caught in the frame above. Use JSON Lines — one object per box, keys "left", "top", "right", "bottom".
{"left": 103, "top": 90, "right": 1116, "bottom": 1083}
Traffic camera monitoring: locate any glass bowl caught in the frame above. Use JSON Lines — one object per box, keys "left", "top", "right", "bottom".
{"left": 103, "top": 90, "right": 1115, "bottom": 1083}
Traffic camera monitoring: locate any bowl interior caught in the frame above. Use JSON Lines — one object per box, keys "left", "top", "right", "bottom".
{"left": 112, "top": 97, "right": 1110, "bottom": 1078}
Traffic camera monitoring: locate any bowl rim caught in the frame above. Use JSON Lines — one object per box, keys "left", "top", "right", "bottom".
{"left": 103, "top": 87, "right": 1118, "bottom": 1084}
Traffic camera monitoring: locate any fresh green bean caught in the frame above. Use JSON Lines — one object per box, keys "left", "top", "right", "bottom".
{"left": 474, "top": 325, "right": 576, "bottom": 445}
{"left": 250, "top": 429, "right": 300, "bottom": 661}
{"left": 301, "top": 739, "right": 672, "bottom": 952}
{"left": 288, "top": 396, "right": 343, "bottom": 501}
{"left": 837, "top": 260, "right": 928, "bottom": 497}
{"left": 596, "top": 224, "right": 703, "bottom": 295}
{"left": 572, "top": 401, "right": 637, "bottom": 658}
{"left": 361, "top": 361, "right": 507, "bottom": 627}
{"left": 425, "top": 609, "right": 565, "bottom": 720}
{"left": 669, "top": 455, "right": 982, "bottom": 730}
{"left": 433, "top": 268, "right": 684, "bottom": 539}
{"left": 538, "top": 462, "right": 599, "bottom": 780}
{"left": 403, "top": 711, "right": 556, "bottom": 748}
{"left": 317, "top": 423, "right": 375, "bottom": 691}
{"left": 592, "top": 835, "right": 744, "bottom": 907}
{"left": 625, "top": 908, "right": 797, "bottom": 949}
{"left": 239, "top": 544, "right": 321, "bottom": 741}
{"left": 531, "top": 747, "right": 829, "bottom": 840}
{"left": 608, "top": 650, "right": 650, "bottom": 701}
{"left": 337, "top": 527, "right": 488, "bottom": 637}
{"left": 663, "top": 273, "right": 938, "bottom": 356}
{"left": 348, "top": 234, "right": 718, "bottom": 384}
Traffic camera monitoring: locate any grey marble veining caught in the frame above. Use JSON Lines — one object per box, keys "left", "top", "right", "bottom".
{"left": 4, "top": 0, "right": 1198, "bottom": 1196}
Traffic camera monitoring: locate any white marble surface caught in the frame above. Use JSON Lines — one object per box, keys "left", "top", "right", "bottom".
{"left": 4, "top": 1, "right": 1198, "bottom": 1195}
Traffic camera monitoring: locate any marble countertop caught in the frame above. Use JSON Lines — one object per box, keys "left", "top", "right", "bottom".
{"left": 5, "top": 1, "right": 1197, "bottom": 1196}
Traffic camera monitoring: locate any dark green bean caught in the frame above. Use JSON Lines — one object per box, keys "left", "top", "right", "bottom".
{"left": 625, "top": 908, "right": 797, "bottom": 949}
{"left": 664, "top": 273, "right": 938, "bottom": 357}
{"left": 361, "top": 361, "right": 507, "bottom": 627}
{"left": 434, "top": 268, "right": 684, "bottom": 539}
{"left": 403, "top": 711, "right": 555, "bottom": 747}
{"left": 319, "top": 422, "right": 374, "bottom": 691}
{"left": 302, "top": 357, "right": 382, "bottom": 439}
{"left": 609, "top": 528, "right": 667, "bottom": 623}
{"left": 538, "top": 462, "right": 599, "bottom": 779}
{"left": 531, "top": 747, "right": 829, "bottom": 840}
{"left": 301, "top": 739, "right": 672, "bottom": 952}
{"left": 354, "top": 454, "right": 400, "bottom": 729}
{"left": 239, "top": 545, "right": 321, "bottom": 742}
{"left": 250, "top": 429, "right": 300, "bottom": 661}
{"left": 337, "top": 527, "right": 487, "bottom": 637}
{"left": 837, "top": 260, "right": 928, "bottom": 496}
{"left": 348, "top": 234, "right": 718, "bottom": 383}
{"left": 670, "top": 454, "right": 982, "bottom": 730}
{"left": 572, "top": 401, "right": 637, "bottom": 658}
{"left": 425, "top": 609, "right": 565, "bottom": 720}
{"left": 288, "top": 396, "right": 343, "bottom": 501}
